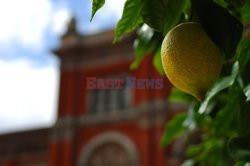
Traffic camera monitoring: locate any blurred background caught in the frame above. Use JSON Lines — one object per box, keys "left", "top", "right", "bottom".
{"left": 0, "top": 0, "right": 125, "bottom": 134}
{"left": 0, "top": 0, "right": 187, "bottom": 166}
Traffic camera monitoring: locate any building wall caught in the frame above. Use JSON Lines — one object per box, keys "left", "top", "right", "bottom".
{"left": 49, "top": 30, "right": 186, "bottom": 166}
{"left": 0, "top": 128, "right": 50, "bottom": 166}
{"left": 0, "top": 30, "right": 186, "bottom": 166}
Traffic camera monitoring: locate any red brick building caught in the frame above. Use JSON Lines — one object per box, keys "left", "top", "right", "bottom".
{"left": 0, "top": 20, "right": 185, "bottom": 166}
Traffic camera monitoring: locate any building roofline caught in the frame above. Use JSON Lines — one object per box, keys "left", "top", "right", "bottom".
{"left": 53, "top": 29, "right": 136, "bottom": 58}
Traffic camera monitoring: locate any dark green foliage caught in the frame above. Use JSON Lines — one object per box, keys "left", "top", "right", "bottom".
{"left": 228, "top": 135, "right": 250, "bottom": 161}
{"left": 113, "top": 0, "right": 142, "bottom": 42}
{"left": 140, "top": 0, "right": 187, "bottom": 35}
{"left": 192, "top": 0, "right": 243, "bottom": 59}
{"left": 161, "top": 112, "right": 188, "bottom": 146}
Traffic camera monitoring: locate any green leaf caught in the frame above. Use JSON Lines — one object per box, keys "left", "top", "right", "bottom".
{"left": 225, "top": 0, "right": 246, "bottom": 8}
{"left": 214, "top": 0, "right": 227, "bottom": 7}
{"left": 234, "top": 161, "right": 250, "bottom": 166}
{"left": 198, "top": 62, "right": 239, "bottom": 114}
{"left": 238, "top": 102, "right": 250, "bottom": 135}
{"left": 202, "top": 138, "right": 228, "bottom": 166}
{"left": 90, "top": 0, "right": 105, "bottom": 21}
{"left": 183, "top": 102, "right": 198, "bottom": 130}
{"left": 244, "top": 84, "right": 250, "bottom": 101}
{"left": 213, "top": 82, "right": 241, "bottom": 135}
{"left": 130, "top": 27, "right": 163, "bottom": 70}
{"left": 113, "top": 0, "right": 142, "bottom": 42}
{"left": 181, "top": 159, "right": 196, "bottom": 166}
{"left": 236, "top": 38, "right": 250, "bottom": 71}
{"left": 186, "top": 144, "right": 202, "bottom": 157}
{"left": 192, "top": 0, "right": 243, "bottom": 58}
{"left": 236, "top": 38, "right": 250, "bottom": 89}
{"left": 153, "top": 47, "right": 164, "bottom": 75}
{"left": 141, "top": 0, "right": 187, "bottom": 34}
{"left": 241, "top": 0, "right": 250, "bottom": 22}
{"left": 130, "top": 25, "right": 154, "bottom": 70}
{"left": 168, "top": 88, "right": 193, "bottom": 104}
{"left": 161, "top": 112, "right": 187, "bottom": 146}
{"left": 228, "top": 135, "right": 250, "bottom": 161}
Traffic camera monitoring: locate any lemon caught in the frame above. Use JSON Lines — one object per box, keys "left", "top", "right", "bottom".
{"left": 161, "top": 22, "right": 223, "bottom": 101}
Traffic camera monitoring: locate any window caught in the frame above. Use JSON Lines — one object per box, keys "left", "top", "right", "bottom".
{"left": 87, "top": 143, "right": 130, "bottom": 166}
{"left": 87, "top": 75, "right": 132, "bottom": 114}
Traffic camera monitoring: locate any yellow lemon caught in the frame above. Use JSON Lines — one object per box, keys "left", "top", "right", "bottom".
{"left": 161, "top": 22, "right": 223, "bottom": 101}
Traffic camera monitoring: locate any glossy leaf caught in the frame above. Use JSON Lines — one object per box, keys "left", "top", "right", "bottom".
{"left": 244, "top": 84, "right": 250, "bottom": 101}
{"left": 90, "top": 0, "right": 105, "bottom": 21}
{"left": 183, "top": 102, "right": 198, "bottom": 130}
{"left": 114, "top": 0, "right": 142, "bottom": 42}
{"left": 199, "top": 62, "right": 239, "bottom": 114}
{"left": 141, "top": 0, "right": 187, "bottom": 34}
{"left": 236, "top": 38, "right": 250, "bottom": 72}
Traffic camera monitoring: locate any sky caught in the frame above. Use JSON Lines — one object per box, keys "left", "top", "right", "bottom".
{"left": 0, "top": 0, "right": 125, "bottom": 133}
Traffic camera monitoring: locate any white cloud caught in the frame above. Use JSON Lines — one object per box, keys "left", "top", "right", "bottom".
{"left": 51, "top": 7, "right": 72, "bottom": 36}
{"left": 0, "top": 0, "right": 126, "bottom": 134}
{"left": 0, "top": 0, "right": 71, "bottom": 50}
{"left": 0, "top": 0, "right": 51, "bottom": 49}
{"left": 0, "top": 0, "right": 125, "bottom": 49}
{"left": 0, "top": 59, "right": 59, "bottom": 133}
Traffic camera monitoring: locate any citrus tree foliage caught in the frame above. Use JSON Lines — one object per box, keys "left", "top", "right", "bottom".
{"left": 91, "top": 0, "right": 250, "bottom": 165}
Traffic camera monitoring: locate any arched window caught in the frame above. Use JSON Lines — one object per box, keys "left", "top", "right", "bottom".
{"left": 77, "top": 132, "right": 138, "bottom": 166}
{"left": 87, "top": 142, "right": 130, "bottom": 166}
